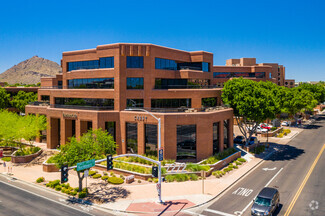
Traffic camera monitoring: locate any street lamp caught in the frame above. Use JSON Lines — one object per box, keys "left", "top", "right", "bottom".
{"left": 125, "top": 108, "right": 163, "bottom": 204}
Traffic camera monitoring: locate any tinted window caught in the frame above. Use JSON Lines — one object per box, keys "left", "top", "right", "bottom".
{"left": 151, "top": 99, "right": 191, "bottom": 108}
{"left": 126, "top": 99, "right": 144, "bottom": 108}
{"left": 105, "top": 121, "right": 116, "bottom": 141}
{"left": 155, "top": 58, "right": 177, "bottom": 70}
{"left": 145, "top": 124, "right": 158, "bottom": 156}
{"left": 177, "top": 125, "right": 196, "bottom": 160}
{"left": 213, "top": 122, "right": 219, "bottom": 155}
{"left": 126, "top": 122, "right": 138, "bottom": 154}
{"left": 54, "top": 97, "right": 114, "bottom": 109}
{"left": 99, "top": 57, "right": 114, "bottom": 68}
{"left": 127, "top": 78, "right": 144, "bottom": 89}
{"left": 68, "top": 78, "right": 114, "bottom": 89}
{"left": 127, "top": 56, "right": 144, "bottom": 68}
{"left": 67, "top": 60, "right": 99, "bottom": 71}
{"left": 224, "top": 120, "right": 229, "bottom": 149}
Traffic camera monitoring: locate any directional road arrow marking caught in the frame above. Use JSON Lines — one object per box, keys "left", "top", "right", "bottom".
{"left": 262, "top": 167, "right": 276, "bottom": 171}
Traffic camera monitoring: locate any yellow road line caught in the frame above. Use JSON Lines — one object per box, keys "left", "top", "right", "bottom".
{"left": 284, "top": 143, "right": 325, "bottom": 216}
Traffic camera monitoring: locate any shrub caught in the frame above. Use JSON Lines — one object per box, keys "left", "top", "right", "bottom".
{"left": 107, "top": 177, "right": 124, "bottom": 185}
{"left": 1, "top": 157, "right": 11, "bottom": 162}
{"left": 78, "top": 192, "right": 87, "bottom": 199}
{"left": 82, "top": 187, "right": 88, "bottom": 194}
{"left": 74, "top": 187, "right": 79, "bottom": 192}
{"left": 165, "top": 175, "right": 175, "bottom": 183}
{"left": 138, "top": 180, "right": 141, "bottom": 183}
{"left": 237, "top": 158, "right": 246, "bottom": 163}
{"left": 101, "top": 176, "right": 109, "bottom": 181}
{"left": 283, "top": 129, "right": 291, "bottom": 134}
{"left": 92, "top": 174, "right": 102, "bottom": 179}
{"left": 277, "top": 133, "right": 284, "bottom": 138}
{"left": 235, "top": 161, "right": 242, "bottom": 166}
{"left": 70, "top": 191, "right": 77, "bottom": 196}
{"left": 252, "top": 145, "right": 265, "bottom": 155}
{"left": 119, "top": 174, "right": 124, "bottom": 178}
{"left": 188, "top": 174, "right": 198, "bottom": 181}
{"left": 103, "top": 172, "right": 108, "bottom": 176}
{"left": 36, "top": 177, "right": 45, "bottom": 183}
{"left": 223, "top": 167, "right": 233, "bottom": 173}
{"left": 153, "top": 178, "right": 158, "bottom": 183}
{"left": 201, "top": 148, "right": 237, "bottom": 164}
{"left": 148, "top": 178, "right": 153, "bottom": 182}
{"left": 46, "top": 154, "right": 59, "bottom": 164}
{"left": 61, "top": 183, "right": 70, "bottom": 189}
{"left": 46, "top": 183, "right": 50, "bottom": 187}
{"left": 213, "top": 170, "right": 225, "bottom": 178}
{"left": 48, "top": 180, "right": 60, "bottom": 189}
{"left": 233, "top": 165, "right": 238, "bottom": 169}
{"left": 186, "top": 163, "right": 210, "bottom": 172}
{"left": 15, "top": 146, "right": 41, "bottom": 156}
{"left": 110, "top": 172, "right": 114, "bottom": 176}
{"left": 55, "top": 185, "right": 62, "bottom": 191}
{"left": 89, "top": 170, "right": 97, "bottom": 176}
{"left": 228, "top": 164, "right": 234, "bottom": 169}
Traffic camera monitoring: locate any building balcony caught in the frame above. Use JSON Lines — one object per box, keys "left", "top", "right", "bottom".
{"left": 49, "top": 104, "right": 114, "bottom": 111}
{"left": 127, "top": 106, "right": 230, "bottom": 113}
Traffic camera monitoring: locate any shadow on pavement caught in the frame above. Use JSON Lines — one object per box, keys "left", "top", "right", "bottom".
{"left": 262, "top": 144, "right": 305, "bottom": 162}
{"left": 303, "top": 124, "right": 323, "bottom": 130}
{"left": 85, "top": 182, "right": 130, "bottom": 203}
{"left": 273, "top": 203, "right": 283, "bottom": 215}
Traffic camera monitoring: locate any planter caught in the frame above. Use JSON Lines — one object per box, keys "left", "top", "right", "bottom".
{"left": 11, "top": 149, "right": 43, "bottom": 163}
{"left": 208, "top": 151, "right": 241, "bottom": 171}
{"left": 94, "top": 164, "right": 152, "bottom": 180}
{"left": 261, "top": 127, "right": 283, "bottom": 137}
{"left": 43, "top": 162, "right": 60, "bottom": 172}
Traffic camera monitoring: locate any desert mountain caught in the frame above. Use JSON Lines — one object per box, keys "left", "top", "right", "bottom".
{"left": 0, "top": 56, "right": 62, "bottom": 84}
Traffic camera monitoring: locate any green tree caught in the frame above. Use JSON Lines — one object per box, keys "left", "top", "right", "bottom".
{"left": 297, "top": 83, "right": 325, "bottom": 104}
{"left": 282, "top": 87, "right": 317, "bottom": 123}
{"left": 54, "top": 129, "right": 116, "bottom": 191}
{"left": 11, "top": 91, "right": 38, "bottom": 113}
{"left": 0, "top": 87, "right": 10, "bottom": 109}
{"left": 222, "top": 78, "right": 280, "bottom": 145}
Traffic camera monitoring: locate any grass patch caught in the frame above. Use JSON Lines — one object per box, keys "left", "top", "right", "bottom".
{"left": 201, "top": 148, "right": 237, "bottom": 164}
{"left": 1, "top": 157, "right": 11, "bottom": 162}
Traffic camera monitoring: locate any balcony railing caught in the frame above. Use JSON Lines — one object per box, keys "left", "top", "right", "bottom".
{"left": 50, "top": 104, "right": 114, "bottom": 111}
{"left": 126, "top": 106, "right": 230, "bottom": 113}
{"left": 154, "top": 85, "right": 218, "bottom": 89}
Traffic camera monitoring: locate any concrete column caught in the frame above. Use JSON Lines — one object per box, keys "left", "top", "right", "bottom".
{"left": 229, "top": 118, "right": 234, "bottom": 148}
{"left": 196, "top": 120, "right": 213, "bottom": 161}
{"left": 64, "top": 119, "right": 73, "bottom": 143}
{"left": 48, "top": 118, "right": 59, "bottom": 149}
{"left": 192, "top": 98, "right": 202, "bottom": 109}
{"left": 60, "top": 118, "right": 66, "bottom": 145}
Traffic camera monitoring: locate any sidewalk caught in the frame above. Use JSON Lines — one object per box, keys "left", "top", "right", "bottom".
{"left": 0, "top": 121, "right": 309, "bottom": 215}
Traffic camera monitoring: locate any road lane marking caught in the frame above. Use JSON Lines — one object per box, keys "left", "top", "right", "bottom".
{"left": 0, "top": 180, "right": 94, "bottom": 215}
{"left": 265, "top": 167, "right": 283, "bottom": 187}
{"left": 205, "top": 208, "right": 235, "bottom": 216}
{"left": 232, "top": 187, "right": 253, "bottom": 196}
{"left": 183, "top": 210, "right": 206, "bottom": 216}
{"left": 262, "top": 167, "right": 276, "bottom": 171}
{"left": 284, "top": 143, "right": 325, "bottom": 216}
{"left": 234, "top": 167, "right": 283, "bottom": 215}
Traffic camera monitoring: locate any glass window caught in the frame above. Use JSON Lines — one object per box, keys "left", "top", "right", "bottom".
{"left": 99, "top": 57, "right": 114, "bottom": 68}
{"left": 41, "top": 95, "right": 50, "bottom": 102}
{"left": 177, "top": 125, "right": 196, "bottom": 160}
{"left": 126, "top": 122, "right": 138, "bottom": 154}
{"left": 155, "top": 58, "right": 177, "bottom": 70}
{"left": 202, "top": 97, "right": 217, "bottom": 108}
{"left": 145, "top": 124, "right": 157, "bottom": 156}
{"left": 269, "top": 73, "right": 272, "bottom": 79}
{"left": 224, "top": 120, "right": 229, "bottom": 149}
{"left": 54, "top": 98, "right": 114, "bottom": 110}
{"left": 67, "top": 78, "right": 114, "bottom": 89}
{"left": 202, "top": 62, "right": 210, "bottom": 72}
{"left": 151, "top": 99, "right": 191, "bottom": 109}
{"left": 213, "top": 72, "right": 231, "bottom": 78}
{"left": 67, "top": 60, "right": 99, "bottom": 71}
{"left": 127, "top": 56, "right": 144, "bottom": 68}
{"left": 213, "top": 122, "right": 219, "bottom": 155}
{"left": 105, "top": 122, "right": 116, "bottom": 141}
{"left": 127, "top": 78, "right": 144, "bottom": 89}
{"left": 127, "top": 99, "right": 144, "bottom": 108}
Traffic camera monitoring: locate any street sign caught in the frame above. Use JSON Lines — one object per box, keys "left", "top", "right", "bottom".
{"left": 84, "top": 169, "right": 89, "bottom": 177}
{"left": 77, "top": 159, "right": 95, "bottom": 171}
{"left": 158, "top": 148, "right": 163, "bottom": 161}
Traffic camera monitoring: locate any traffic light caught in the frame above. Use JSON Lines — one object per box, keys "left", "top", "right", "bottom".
{"left": 152, "top": 166, "right": 158, "bottom": 178}
{"left": 61, "top": 165, "right": 69, "bottom": 183}
{"left": 107, "top": 154, "right": 113, "bottom": 170}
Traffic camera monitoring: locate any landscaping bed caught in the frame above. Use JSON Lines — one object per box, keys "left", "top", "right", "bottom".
{"left": 11, "top": 146, "right": 42, "bottom": 163}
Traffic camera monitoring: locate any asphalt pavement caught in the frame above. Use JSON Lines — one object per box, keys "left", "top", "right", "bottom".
{"left": 198, "top": 114, "right": 325, "bottom": 216}
{"left": 0, "top": 175, "right": 115, "bottom": 216}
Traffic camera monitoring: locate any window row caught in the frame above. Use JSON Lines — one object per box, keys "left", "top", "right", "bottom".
{"left": 125, "top": 121, "right": 230, "bottom": 160}
{"left": 155, "top": 58, "right": 210, "bottom": 72}
{"left": 213, "top": 72, "right": 266, "bottom": 79}
{"left": 155, "top": 78, "right": 210, "bottom": 89}
{"left": 67, "top": 57, "right": 114, "bottom": 71}
{"left": 54, "top": 97, "right": 114, "bottom": 109}
{"left": 68, "top": 78, "right": 114, "bottom": 89}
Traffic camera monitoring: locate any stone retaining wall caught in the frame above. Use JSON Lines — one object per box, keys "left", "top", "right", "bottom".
{"left": 11, "top": 149, "right": 43, "bottom": 163}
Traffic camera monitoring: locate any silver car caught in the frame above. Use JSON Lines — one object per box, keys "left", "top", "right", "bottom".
{"left": 251, "top": 187, "right": 280, "bottom": 216}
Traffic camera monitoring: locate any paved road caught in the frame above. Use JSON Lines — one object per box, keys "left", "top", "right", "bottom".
{"left": 0, "top": 175, "right": 115, "bottom": 216}
{"left": 198, "top": 114, "right": 325, "bottom": 216}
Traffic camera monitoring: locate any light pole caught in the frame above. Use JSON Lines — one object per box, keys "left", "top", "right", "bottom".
{"left": 125, "top": 108, "right": 163, "bottom": 204}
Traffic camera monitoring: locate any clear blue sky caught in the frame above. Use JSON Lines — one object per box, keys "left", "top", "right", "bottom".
{"left": 0, "top": 0, "right": 324, "bottom": 82}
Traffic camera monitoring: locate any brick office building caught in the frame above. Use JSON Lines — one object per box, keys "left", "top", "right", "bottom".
{"left": 26, "top": 43, "right": 234, "bottom": 162}
{"left": 212, "top": 57, "right": 295, "bottom": 88}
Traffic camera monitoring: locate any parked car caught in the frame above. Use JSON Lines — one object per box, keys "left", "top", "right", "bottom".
{"left": 281, "top": 121, "right": 290, "bottom": 126}
{"left": 247, "top": 126, "right": 268, "bottom": 133}
{"left": 251, "top": 187, "right": 280, "bottom": 216}
{"left": 260, "top": 123, "right": 272, "bottom": 130}
{"left": 249, "top": 137, "right": 259, "bottom": 145}
{"left": 234, "top": 135, "right": 245, "bottom": 145}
